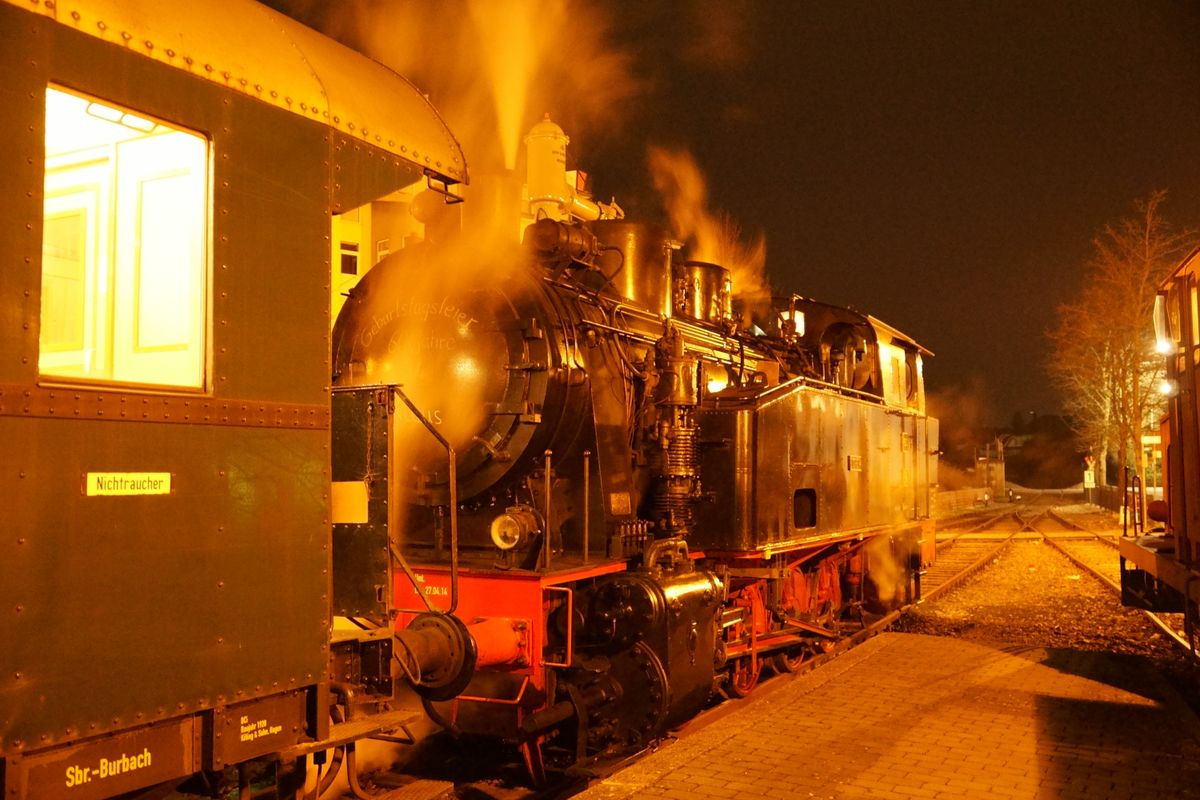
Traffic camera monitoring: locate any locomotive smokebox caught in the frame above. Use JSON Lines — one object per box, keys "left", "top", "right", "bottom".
{"left": 333, "top": 253, "right": 595, "bottom": 508}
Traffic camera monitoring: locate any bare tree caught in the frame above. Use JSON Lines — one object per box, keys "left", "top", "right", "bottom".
{"left": 1047, "top": 190, "right": 1195, "bottom": 486}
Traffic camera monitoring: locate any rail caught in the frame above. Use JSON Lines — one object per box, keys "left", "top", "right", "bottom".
{"left": 391, "top": 384, "right": 460, "bottom": 615}
{"left": 1047, "top": 531, "right": 1192, "bottom": 655}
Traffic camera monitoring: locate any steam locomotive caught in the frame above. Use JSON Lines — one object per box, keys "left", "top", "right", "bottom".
{"left": 328, "top": 118, "right": 941, "bottom": 775}
{"left": 0, "top": 1, "right": 937, "bottom": 797}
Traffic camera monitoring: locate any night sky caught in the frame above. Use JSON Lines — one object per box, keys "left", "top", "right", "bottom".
{"left": 272, "top": 0, "right": 1200, "bottom": 424}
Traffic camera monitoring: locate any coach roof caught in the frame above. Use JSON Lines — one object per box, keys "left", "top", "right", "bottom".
{"left": 10, "top": 0, "right": 467, "bottom": 185}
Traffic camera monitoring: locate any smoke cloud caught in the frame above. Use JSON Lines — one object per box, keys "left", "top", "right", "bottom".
{"left": 647, "top": 146, "right": 771, "bottom": 301}
{"left": 279, "top": 0, "right": 641, "bottom": 173}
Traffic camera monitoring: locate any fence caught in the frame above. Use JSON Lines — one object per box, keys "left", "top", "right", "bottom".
{"left": 934, "top": 488, "right": 993, "bottom": 516}
{"left": 1086, "top": 485, "right": 1126, "bottom": 514}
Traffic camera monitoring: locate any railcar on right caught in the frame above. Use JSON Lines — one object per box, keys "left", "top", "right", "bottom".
{"left": 1120, "top": 246, "right": 1200, "bottom": 636}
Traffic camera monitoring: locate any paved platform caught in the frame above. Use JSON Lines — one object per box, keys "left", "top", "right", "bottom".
{"left": 575, "top": 633, "right": 1200, "bottom": 800}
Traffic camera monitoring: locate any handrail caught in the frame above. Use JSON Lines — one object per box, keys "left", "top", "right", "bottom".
{"left": 1132, "top": 473, "right": 1144, "bottom": 536}
{"left": 334, "top": 383, "right": 460, "bottom": 615}
{"left": 1121, "top": 467, "right": 1129, "bottom": 538}
{"left": 391, "top": 385, "right": 460, "bottom": 615}
{"left": 1121, "top": 466, "right": 1146, "bottom": 538}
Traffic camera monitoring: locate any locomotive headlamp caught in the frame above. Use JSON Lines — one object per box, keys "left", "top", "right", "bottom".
{"left": 490, "top": 507, "right": 539, "bottom": 551}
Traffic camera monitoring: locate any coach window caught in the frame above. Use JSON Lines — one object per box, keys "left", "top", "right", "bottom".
{"left": 40, "top": 86, "right": 209, "bottom": 389}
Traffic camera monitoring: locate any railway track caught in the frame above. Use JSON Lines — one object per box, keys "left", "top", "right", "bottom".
{"left": 1042, "top": 527, "right": 1190, "bottom": 652}
{"left": 922, "top": 505, "right": 1191, "bottom": 653}
{"left": 918, "top": 510, "right": 1021, "bottom": 601}
{"left": 915, "top": 505, "right": 1084, "bottom": 599}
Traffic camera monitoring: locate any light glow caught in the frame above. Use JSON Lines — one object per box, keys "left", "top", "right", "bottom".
{"left": 707, "top": 376, "right": 730, "bottom": 394}
{"left": 489, "top": 510, "right": 534, "bottom": 551}
{"left": 452, "top": 355, "right": 480, "bottom": 381}
{"left": 41, "top": 87, "right": 208, "bottom": 389}
{"left": 703, "top": 363, "right": 731, "bottom": 394}
{"left": 778, "top": 310, "right": 805, "bottom": 337}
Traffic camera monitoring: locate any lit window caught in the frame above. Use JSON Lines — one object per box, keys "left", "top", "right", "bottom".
{"left": 40, "top": 87, "right": 209, "bottom": 389}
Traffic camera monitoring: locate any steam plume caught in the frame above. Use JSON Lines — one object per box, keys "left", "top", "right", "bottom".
{"left": 295, "top": 0, "right": 641, "bottom": 173}
{"left": 647, "top": 146, "right": 770, "bottom": 300}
